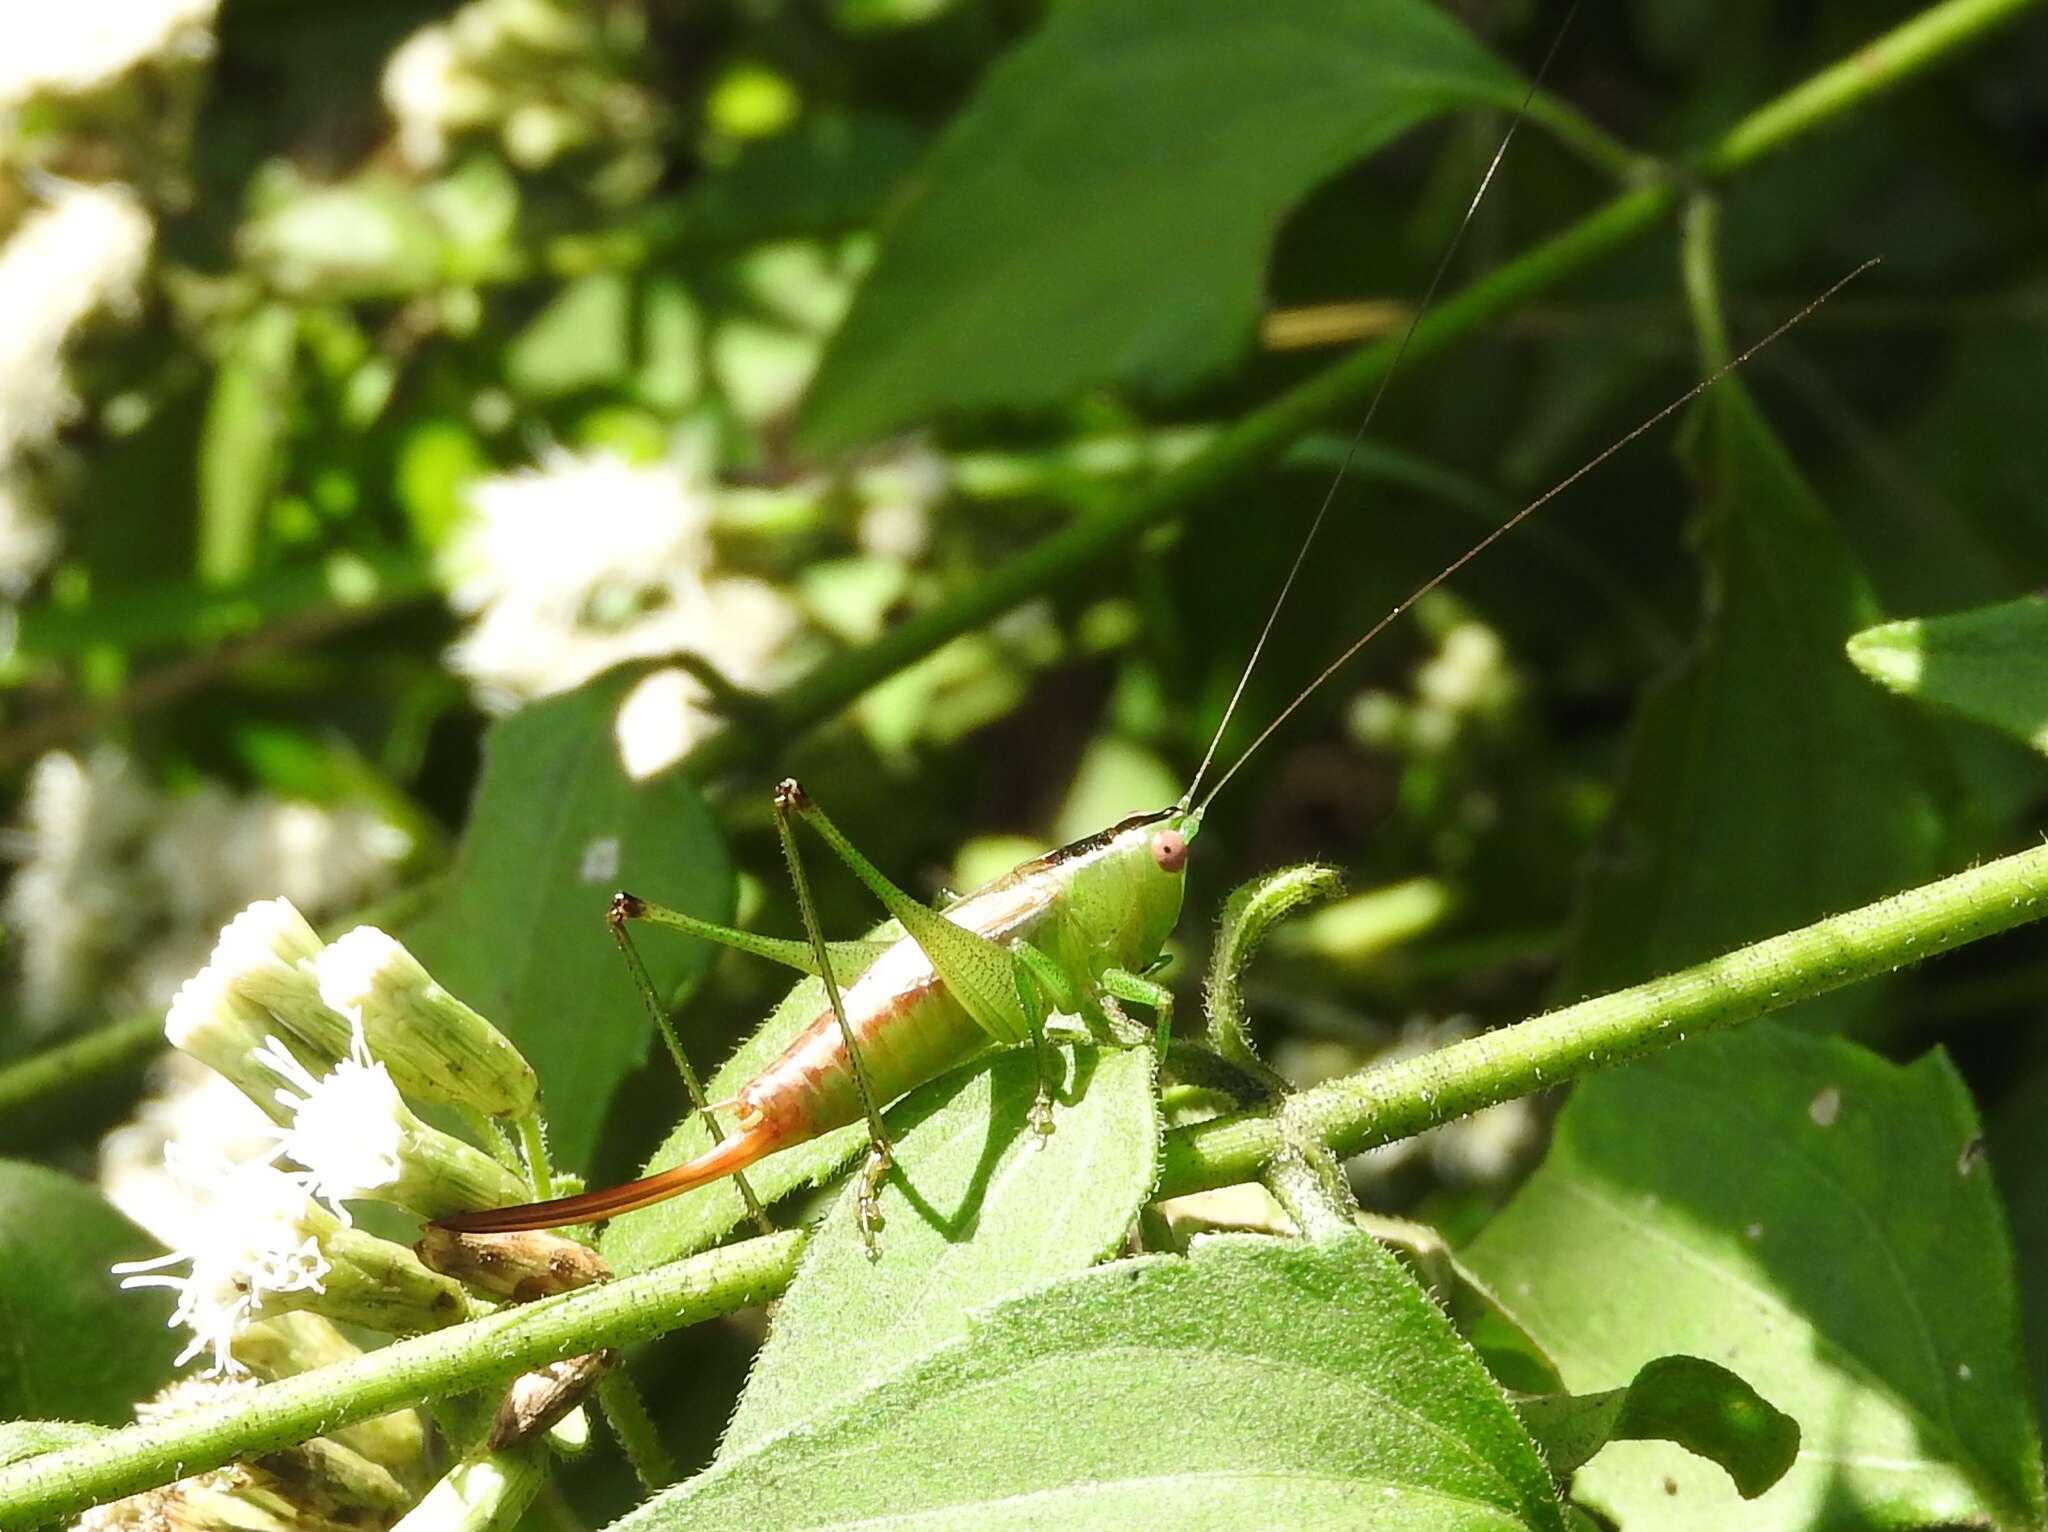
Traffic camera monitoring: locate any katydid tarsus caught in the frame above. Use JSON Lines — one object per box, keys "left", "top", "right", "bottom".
{"left": 434, "top": 20, "right": 1869, "bottom": 1253}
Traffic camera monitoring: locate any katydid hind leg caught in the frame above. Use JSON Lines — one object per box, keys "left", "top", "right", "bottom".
{"left": 606, "top": 899, "right": 773, "bottom": 1235}
{"left": 770, "top": 779, "right": 895, "bottom": 1257}
{"left": 776, "top": 777, "right": 1033, "bottom": 1047}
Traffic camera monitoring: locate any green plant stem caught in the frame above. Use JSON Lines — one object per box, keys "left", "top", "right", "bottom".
{"left": 0, "top": 1231, "right": 805, "bottom": 1528}
{"left": 1696, "top": 0, "right": 2044, "bottom": 176}
{"left": 1159, "top": 838, "right": 2048, "bottom": 1198}
{"left": 679, "top": 0, "right": 2037, "bottom": 786}
{"left": 15, "top": 837, "right": 2048, "bottom": 1527}
{"left": 517, "top": 1112, "right": 555, "bottom": 1201}
{"left": 0, "top": 1013, "right": 161, "bottom": 1152}
{"left": 596, "top": 1368, "right": 676, "bottom": 1492}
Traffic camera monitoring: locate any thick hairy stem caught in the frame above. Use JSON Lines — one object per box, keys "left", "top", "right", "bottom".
{"left": 1160, "top": 839, "right": 2048, "bottom": 1197}
{"left": 12, "top": 839, "right": 2048, "bottom": 1527}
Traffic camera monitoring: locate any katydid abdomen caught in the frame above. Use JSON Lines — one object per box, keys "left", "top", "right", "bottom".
{"left": 435, "top": 806, "right": 1192, "bottom": 1233}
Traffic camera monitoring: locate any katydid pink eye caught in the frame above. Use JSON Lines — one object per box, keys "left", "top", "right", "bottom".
{"left": 1151, "top": 830, "right": 1188, "bottom": 874}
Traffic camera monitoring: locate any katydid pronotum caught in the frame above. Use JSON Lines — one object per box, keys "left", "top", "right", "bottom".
{"left": 434, "top": 23, "right": 1868, "bottom": 1256}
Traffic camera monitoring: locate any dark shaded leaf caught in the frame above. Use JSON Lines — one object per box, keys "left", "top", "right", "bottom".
{"left": 0, "top": 1163, "right": 178, "bottom": 1424}
{"left": 798, "top": 0, "right": 1520, "bottom": 448}
{"left": 1514, "top": 1354, "right": 1798, "bottom": 1498}
{"left": 404, "top": 668, "right": 735, "bottom": 1168}
{"left": 1569, "top": 380, "right": 1951, "bottom": 1025}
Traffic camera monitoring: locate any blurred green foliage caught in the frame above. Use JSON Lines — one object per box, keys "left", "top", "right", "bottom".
{"left": 3, "top": 0, "right": 2048, "bottom": 1525}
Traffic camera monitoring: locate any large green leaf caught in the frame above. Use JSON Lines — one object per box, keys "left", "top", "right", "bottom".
{"left": 1464, "top": 1024, "right": 2044, "bottom": 1531}
{"left": 722, "top": 1043, "right": 1159, "bottom": 1454}
{"left": 0, "top": 1163, "right": 178, "bottom": 1424}
{"left": 1568, "top": 381, "right": 1951, "bottom": 1023}
{"left": 600, "top": 920, "right": 914, "bottom": 1275}
{"left": 797, "top": 0, "right": 1521, "bottom": 449}
{"left": 620, "top": 1231, "right": 1566, "bottom": 1531}
{"left": 404, "top": 669, "right": 734, "bottom": 1168}
{"left": 1848, "top": 596, "right": 2048, "bottom": 756}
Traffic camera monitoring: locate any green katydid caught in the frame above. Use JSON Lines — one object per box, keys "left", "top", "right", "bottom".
{"left": 433, "top": 27, "right": 1868, "bottom": 1253}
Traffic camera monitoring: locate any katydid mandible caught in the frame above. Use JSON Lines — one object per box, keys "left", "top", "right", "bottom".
{"left": 433, "top": 38, "right": 1867, "bottom": 1248}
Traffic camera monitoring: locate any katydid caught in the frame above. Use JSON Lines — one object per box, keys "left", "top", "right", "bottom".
{"left": 434, "top": 33, "right": 1866, "bottom": 1251}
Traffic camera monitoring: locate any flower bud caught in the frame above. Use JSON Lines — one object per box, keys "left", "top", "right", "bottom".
{"left": 316, "top": 926, "right": 538, "bottom": 1117}
{"left": 164, "top": 963, "right": 337, "bottom": 1125}
{"left": 415, "top": 1225, "right": 609, "bottom": 1300}
{"left": 255, "top": 1030, "right": 531, "bottom": 1221}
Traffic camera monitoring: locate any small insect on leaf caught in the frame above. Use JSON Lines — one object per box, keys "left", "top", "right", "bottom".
{"left": 487, "top": 1350, "right": 618, "bottom": 1452}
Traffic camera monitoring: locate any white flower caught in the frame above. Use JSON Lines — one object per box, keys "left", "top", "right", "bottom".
{"left": 99, "top": 1053, "right": 278, "bottom": 1249}
{"left": 442, "top": 447, "right": 802, "bottom": 717}
{"left": 0, "top": 184, "right": 154, "bottom": 464}
{"left": 5, "top": 746, "right": 410, "bottom": 1028}
{"left": 2, "top": 746, "right": 160, "bottom": 1025}
{"left": 254, "top": 1017, "right": 407, "bottom": 1220}
{"left": 112, "top": 1151, "right": 335, "bottom": 1376}
{"left": 0, "top": 0, "right": 218, "bottom": 108}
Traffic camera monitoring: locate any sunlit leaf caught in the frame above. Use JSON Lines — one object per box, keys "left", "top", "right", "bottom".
{"left": 623, "top": 1232, "right": 1567, "bottom": 1531}
{"left": 1465, "top": 1023, "right": 2045, "bottom": 1531}
{"left": 1848, "top": 596, "right": 2048, "bottom": 756}
{"left": 723, "top": 1043, "right": 1159, "bottom": 1453}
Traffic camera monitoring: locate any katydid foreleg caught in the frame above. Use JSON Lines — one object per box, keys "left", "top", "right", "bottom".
{"left": 605, "top": 896, "right": 773, "bottom": 1236}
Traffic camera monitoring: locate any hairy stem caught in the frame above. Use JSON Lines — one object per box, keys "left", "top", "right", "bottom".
{"left": 1159, "top": 838, "right": 2048, "bottom": 1197}
{"left": 0, "top": 1232, "right": 804, "bottom": 1528}
{"left": 12, "top": 838, "right": 2048, "bottom": 1527}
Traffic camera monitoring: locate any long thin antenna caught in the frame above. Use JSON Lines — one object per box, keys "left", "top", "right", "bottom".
{"left": 1182, "top": 2, "right": 1583, "bottom": 809}
{"left": 1196, "top": 257, "right": 1879, "bottom": 814}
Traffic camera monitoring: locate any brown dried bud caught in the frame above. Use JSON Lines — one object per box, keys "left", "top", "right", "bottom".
{"left": 487, "top": 1350, "right": 618, "bottom": 1451}
{"left": 415, "top": 1225, "right": 611, "bottom": 1301}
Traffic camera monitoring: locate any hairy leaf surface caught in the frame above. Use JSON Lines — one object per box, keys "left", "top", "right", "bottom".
{"left": 622, "top": 1232, "right": 1565, "bottom": 1532}
{"left": 723, "top": 1043, "right": 1159, "bottom": 1453}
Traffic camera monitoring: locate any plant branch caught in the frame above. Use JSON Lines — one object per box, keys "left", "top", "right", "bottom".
{"left": 0, "top": 1013, "right": 161, "bottom": 1152}
{"left": 680, "top": 0, "right": 2037, "bottom": 784}
{"left": 1159, "top": 838, "right": 2048, "bottom": 1197}
{"left": 13, "top": 837, "right": 2048, "bottom": 1527}
{"left": 0, "top": 1232, "right": 805, "bottom": 1528}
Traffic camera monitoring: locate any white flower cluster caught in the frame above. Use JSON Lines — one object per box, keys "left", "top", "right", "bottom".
{"left": 0, "top": 1, "right": 219, "bottom": 111}
{"left": 0, "top": 183, "right": 154, "bottom": 594}
{"left": 4, "top": 746, "right": 412, "bottom": 1029}
{"left": 112, "top": 898, "right": 532, "bottom": 1377}
{"left": 442, "top": 446, "right": 802, "bottom": 774}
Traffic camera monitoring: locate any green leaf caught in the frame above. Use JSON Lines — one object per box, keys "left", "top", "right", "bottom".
{"left": 722, "top": 1042, "right": 1159, "bottom": 1455}
{"left": 797, "top": 0, "right": 1520, "bottom": 449}
{"left": 1464, "top": 1024, "right": 2045, "bottom": 1531}
{"left": 1513, "top": 1355, "right": 1799, "bottom": 1499}
{"left": 1568, "top": 381, "right": 1950, "bottom": 1024}
{"left": 1848, "top": 596, "right": 2048, "bottom": 755}
{"left": 600, "top": 919, "right": 913, "bottom": 1275}
{"left": 0, "top": 1163, "right": 179, "bottom": 1424}
{"left": 197, "top": 304, "right": 297, "bottom": 587}
{"left": 403, "top": 668, "right": 735, "bottom": 1168}
{"left": 621, "top": 1232, "right": 1567, "bottom": 1531}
